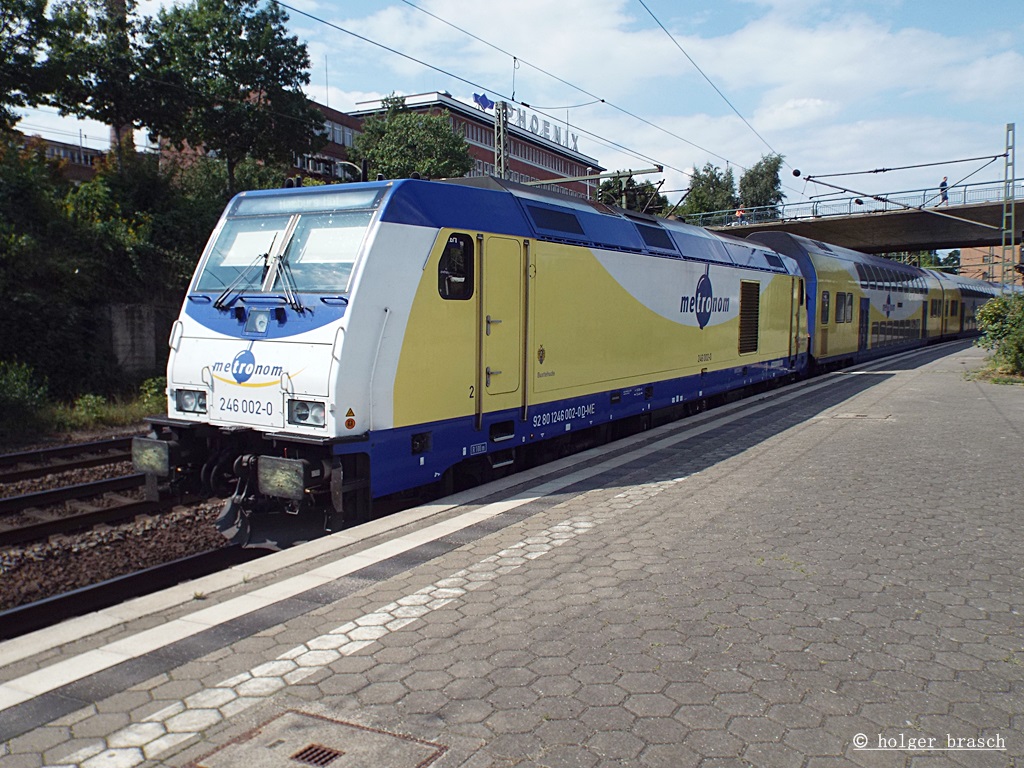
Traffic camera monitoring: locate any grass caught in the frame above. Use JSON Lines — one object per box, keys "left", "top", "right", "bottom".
{"left": 0, "top": 376, "right": 165, "bottom": 449}
{"left": 966, "top": 360, "right": 1024, "bottom": 386}
{"left": 46, "top": 393, "right": 160, "bottom": 432}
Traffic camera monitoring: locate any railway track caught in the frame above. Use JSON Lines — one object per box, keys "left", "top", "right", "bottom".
{"left": 0, "top": 474, "right": 161, "bottom": 547}
{"left": 0, "top": 435, "right": 246, "bottom": 641}
{"left": 0, "top": 545, "right": 260, "bottom": 640}
{"left": 0, "top": 436, "right": 135, "bottom": 483}
{"left": 0, "top": 437, "right": 163, "bottom": 547}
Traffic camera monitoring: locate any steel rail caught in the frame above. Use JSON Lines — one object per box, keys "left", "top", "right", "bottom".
{"left": 0, "top": 473, "right": 146, "bottom": 516}
{"left": 0, "top": 437, "right": 135, "bottom": 483}
{"left": 0, "top": 496, "right": 165, "bottom": 548}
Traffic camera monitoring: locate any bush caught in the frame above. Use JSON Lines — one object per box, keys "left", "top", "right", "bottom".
{"left": 73, "top": 394, "right": 107, "bottom": 422}
{"left": 976, "top": 293, "right": 1024, "bottom": 375}
{"left": 139, "top": 377, "right": 167, "bottom": 414}
{"left": 0, "top": 361, "right": 49, "bottom": 440}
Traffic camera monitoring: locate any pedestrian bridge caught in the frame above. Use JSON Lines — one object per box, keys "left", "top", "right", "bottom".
{"left": 687, "top": 179, "right": 1023, "bottom": 254}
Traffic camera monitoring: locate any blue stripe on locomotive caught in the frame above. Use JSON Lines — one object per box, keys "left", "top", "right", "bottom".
{"left": 344, "top": 352, "right": 807, "bottom": 499}
{"left": 184, "top": 179, "right": 802, "bottom": 339}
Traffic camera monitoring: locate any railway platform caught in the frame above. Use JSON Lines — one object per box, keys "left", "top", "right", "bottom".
{"left": 1, "top": 340, "right": 1022, "bottom": 767}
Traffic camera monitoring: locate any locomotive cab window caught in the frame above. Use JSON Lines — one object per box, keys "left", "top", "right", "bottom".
{"left": 438, "top": 233, "right": 474, "bottom": 300}
{"left": 821, "top": 291, "right": 830, "bottom": 324}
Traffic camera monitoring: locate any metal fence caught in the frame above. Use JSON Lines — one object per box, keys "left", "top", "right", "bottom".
{"left": 684, "top": 179, "right": 1024, "bottom": 229}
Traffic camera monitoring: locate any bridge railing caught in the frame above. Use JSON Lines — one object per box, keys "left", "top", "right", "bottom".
{"left": 683, "top": 179, "right": 1024, "bottom": 229}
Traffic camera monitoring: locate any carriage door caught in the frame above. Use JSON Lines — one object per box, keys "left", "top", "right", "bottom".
{"left": 480, "top": 237, "right": 523, "bottom": 412}
{"left": 858, "top": 298, "right": 870, "bottom": 351}
{"left": 788, "top": 277, "right": 798, "bottom": 363}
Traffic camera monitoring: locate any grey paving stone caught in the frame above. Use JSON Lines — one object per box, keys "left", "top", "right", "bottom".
{"left": 3, "top": 345, "right": 1024, "bottom": 768}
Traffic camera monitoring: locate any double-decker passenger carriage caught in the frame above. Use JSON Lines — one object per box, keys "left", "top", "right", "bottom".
{"left": 133, "top": 177, "right": 809, "bottom": 547}
{"left": 747, "top": 232, "right": 1000, "bottom": 369}
{"left": 925, "top": 268, "right": 1001, "bottom": 337}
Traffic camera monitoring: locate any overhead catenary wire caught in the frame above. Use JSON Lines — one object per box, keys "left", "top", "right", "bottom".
{"left": 395, "top": 0, "right": 731, "bottom": 172}
{"left": 274, "top": 0, "right": 691, "bottom": 176}
{"left": 635, "top": 0, "right": 784, "bottom": 164}
{"left": 800, "top": 153, "right": 1009, "bottom": 180}
{"left": 21, "top": 0, "right": 799, "bottom": 199}
{"left": 796, "top": 174, "right": 1003, "bottom": 232}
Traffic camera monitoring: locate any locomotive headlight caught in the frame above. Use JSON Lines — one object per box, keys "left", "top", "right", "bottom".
{"left": 174, "top": 388, "right": 207, "bottom": 414}
{"left": 288, "top": 398, "right": 326, "bottom": 427}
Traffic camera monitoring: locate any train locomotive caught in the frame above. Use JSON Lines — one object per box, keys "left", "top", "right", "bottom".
{"left": 132, "top": 176, "right": 1002, "bottom": 548}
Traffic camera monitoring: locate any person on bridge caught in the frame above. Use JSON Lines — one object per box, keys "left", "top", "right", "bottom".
{"left": 735, "top": 208, "right": 747, "bottom": 224}
{"left": 939, "top": 176, "right": 948, "bottom": 206}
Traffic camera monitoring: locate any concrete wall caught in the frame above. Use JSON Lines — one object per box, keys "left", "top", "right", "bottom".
{"left": 105, "top": 304, "right": 178, "bottom": 379}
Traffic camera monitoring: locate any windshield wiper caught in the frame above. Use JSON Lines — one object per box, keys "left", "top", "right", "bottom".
{"left": 277, "top": 255, "right": 306, "bottom": 313}
{"left": 213, "top": 233, "right": 277, "bottom": 310}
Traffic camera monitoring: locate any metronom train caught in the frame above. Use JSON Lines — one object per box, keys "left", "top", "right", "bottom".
{"left": 132, "top": 176, "right": 1004, "bottom": 548}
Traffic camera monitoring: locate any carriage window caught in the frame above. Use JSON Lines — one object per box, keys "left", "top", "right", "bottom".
{"left": 438, "top": 233, "right": 474, "bottom": 300}
{"left": 835, "top": 291, "right": 846, "bottom": 324}
{"left": 821, "top": 291, "right": 830, "bottom": 324}
{"left": 845, "top": 293, "right": 854, "bottom": 323}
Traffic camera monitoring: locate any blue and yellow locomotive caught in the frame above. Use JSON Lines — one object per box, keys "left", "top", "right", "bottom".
{"left": 132, "top": 177, "right": 1001, "bottom": 547}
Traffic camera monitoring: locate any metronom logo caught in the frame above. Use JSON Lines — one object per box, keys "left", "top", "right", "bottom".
{"left": 212, "top": 349, "right": 284, "bottom": 384}
{"left": 680, "top": 266, "right": 730, "bottom": 329}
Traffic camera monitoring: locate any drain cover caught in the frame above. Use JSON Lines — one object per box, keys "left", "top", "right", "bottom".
{"left": 291, "top": 743, "right": 344, "bottom": 766}
{"left": 192, "top": 711, "right": 446, "bottom": 768}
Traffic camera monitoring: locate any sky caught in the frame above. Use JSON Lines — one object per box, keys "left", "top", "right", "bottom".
{"left": 15, "top": 0, "right": 1024, "bottom": 208}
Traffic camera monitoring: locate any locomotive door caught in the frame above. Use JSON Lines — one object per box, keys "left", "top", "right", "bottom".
{"left": 858, "top": 298, "right": 870, "bottom": 351}
{"left": 479, "top": 237, "right": 523, "bottom": 408}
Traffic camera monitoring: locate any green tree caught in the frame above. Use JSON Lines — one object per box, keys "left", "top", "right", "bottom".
{"left": 0, "top": 0, "right": 52, "bottom": 130}
{"left": 0, "top": 136, "right": 120, "bottom": 396}
{"left": 942, "top": 250, "right": 961, "bottom": 273}
{"left": 350, "top": 94, "right": 472, "bottom": 180}
{"left": 0, "top": 127, "right": 294, "bottom": 400}
{"left": 598, "top": 175, "right": 668, "bottom": 215}
{"left": 678, "top": 162, "right": 737, "bottom": 217}
{"left": 884, "top": 250, "right": 960, "bottom": 270}
{"left": 46, "top": 0, "right": 146, "bottom": 167}
{"left": 976, "top": 293, "right": 1024, "bottom": 375}
{"left": 738, "top": 154, "right": 784, "bottom": 216}
{"left": 142, "top": 0, "right": 325, "bottom": 196}
{"left": 885, "top": 250, "right": 933, "bottom": 267}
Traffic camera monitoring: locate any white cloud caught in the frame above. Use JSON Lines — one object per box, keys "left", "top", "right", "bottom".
{"left": 754, "top": 98, "right": 840, "bottom": 132}
{"left": 22, "top": 0, "right": 1019, "bottom": 208}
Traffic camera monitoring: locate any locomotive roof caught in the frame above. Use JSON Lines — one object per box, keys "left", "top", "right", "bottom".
{"left": 228, "top": 176, "right": 798, "bottom": 275}
{"left": 386, "top": 176, "right": 798, "bottom": 275}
